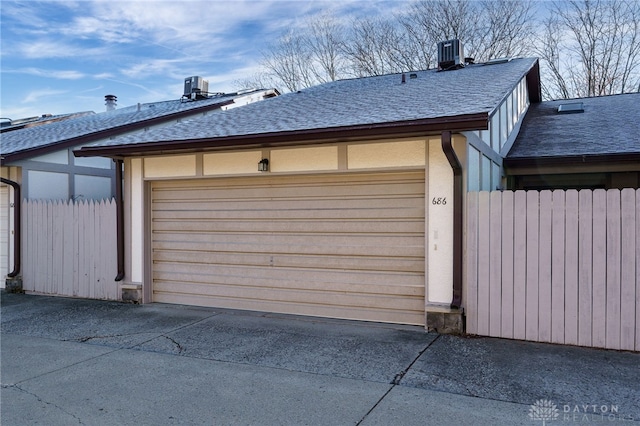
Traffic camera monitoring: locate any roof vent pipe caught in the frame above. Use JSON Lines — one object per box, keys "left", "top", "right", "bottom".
{"left": 105, "top": 94, "right": 118, "bottom": 111}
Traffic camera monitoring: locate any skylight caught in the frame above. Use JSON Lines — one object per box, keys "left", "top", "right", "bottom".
{"left": 484, "top": 57, "right": 512, "bottom": 65}
{"left": 557, "top": 102, "right": 584, "bottom": 114}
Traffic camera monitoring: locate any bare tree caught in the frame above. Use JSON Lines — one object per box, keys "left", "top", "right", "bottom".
{"left": 536, "top": 15, "right": 572, "bottom": 100}
{"left": 342, "top": 17, "right": 406, "bottom": 77}
{"left": 244, "top": 0, "right": 639, "bottom": 99}
{"left": 232, "top": 72, "right": 279, "bottom": 92}
{"left": 261, "top": 30, "right": 315, "bottom": 92}
{"left": 305, "top": 13, "right": 348, "bottom": 83}
{"left": 398, "top": 0, "right": 479, "bottom": 69}
{"left": 476, "top": 0, "right": 536, "bottom": 60}
{"left": 398, "top": 0, "right": 535, "bottom": 66}
{"left": 538, "top": 0, "right": 640, "bottom": 99}
{"left": 253, "top": 13, "right": 348, "bottom": 92}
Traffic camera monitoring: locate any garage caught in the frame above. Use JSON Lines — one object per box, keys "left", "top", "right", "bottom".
{"left": 151, "top": 170, "right": 425, "bottom": 325}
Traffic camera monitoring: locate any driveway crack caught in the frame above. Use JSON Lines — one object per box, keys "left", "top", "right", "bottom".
{"left": 163, "top": 335, "right": 185, "bottom": 353}
{"left": 6, "top": 384, "right": 84, "bottom": 424}
{"left": 391, "top": 334, "right": 440, "bottom": 386}
{"left": 356, "top": 334, "right": 441, "bottom": 425}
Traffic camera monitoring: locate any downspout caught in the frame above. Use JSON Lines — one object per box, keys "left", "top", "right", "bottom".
{"left": 440, "top": 131, "right": 463, "bottom": 309}
{"left": 1, "top": 178, "right": 21, "bottom": 277}
{"left": 114, "top": 160, "right": 125, "bottom": 281}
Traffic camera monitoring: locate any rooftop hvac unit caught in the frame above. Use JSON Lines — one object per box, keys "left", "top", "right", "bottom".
{"left": 437, "top": 39, "right": 464, "bottom": 70}
{"left": 184, "top": 76, "right": 209, "bottom": 99}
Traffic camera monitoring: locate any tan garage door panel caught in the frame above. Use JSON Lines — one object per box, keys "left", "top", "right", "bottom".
{"left": 151, "top": 171, "right": 425, "bottom": 325}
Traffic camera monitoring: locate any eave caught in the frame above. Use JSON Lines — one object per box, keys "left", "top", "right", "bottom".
{"left": 1, "top": 99, "right": 235, "bottom": 165}
{"left": 74, "top": 112, "right": 489, "bottom": 158}
{"left": 504, "top": 152, "right": 640, "bottom": 175}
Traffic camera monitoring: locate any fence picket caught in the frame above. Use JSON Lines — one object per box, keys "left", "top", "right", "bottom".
{"left": 551, "top": 191, "right": 566, "bottom": 344}
{"left": 578, "top": 191, "right": 593, "bottom": 347}
{"left": 525, "top": 191, "right": 539, "bottom": 341}
{"left": 500, "top": 191, "right": 514, "bottom": 339}
{"left": 73, "top": 201, "right": 80, "bottom": 296}
{"left": 636, "top": 189, "right": 640, "bottom": 352}
{"left": 592, "top": 190, "right": 607, "bottom": 348}
{"left": 62, "top": 200, "right": 74, "bottom": 296}
{"left": 477, "top": 191, "right": 491, "bottom": 336}
{"left": 489, "top": 191, "right": 502, "bottom": 337}
{"left": 513, "top": 191, "right": 528, "bottom": 340}
{"left": 538, "top": 191, "right": 552, "bottom": 343}
{"left": 606, "top": 190, "right": 622, "bottom": 350}
{"left": 564, "top": 190, "right": 580, "bottom": 346}
{"left": 620, "top": 189, "right": 636, "bottom": 351}
{"left": 106, "top": 199, "right": 118, "bottom": 299}
{"left": 52, "top": 201, "right": 62, "bottom": 295}
{"left": 38, "top": 201, "right": 48, "bottom": 294}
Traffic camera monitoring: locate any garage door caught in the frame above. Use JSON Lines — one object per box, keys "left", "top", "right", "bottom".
{"left": 151, "top": 171, "right": 425, "bottom": 325}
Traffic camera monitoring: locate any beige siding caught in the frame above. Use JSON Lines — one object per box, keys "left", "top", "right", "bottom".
{"left": 151, "top": 171, "right": 425, "bottom": 325}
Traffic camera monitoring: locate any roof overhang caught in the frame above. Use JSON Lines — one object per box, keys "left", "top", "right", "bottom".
{"left": 74, "top": 112, "right": 489, "bottom": 158}
{"left": 1, "top": 99, "right": 235, "bottom": 165}
{"left": 505, "top": 152, "right": 640, "bottom": 175}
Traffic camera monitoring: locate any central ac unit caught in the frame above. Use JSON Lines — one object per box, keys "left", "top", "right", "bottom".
{"left": 437, "top": 39, "right": 464, "bottom": 70}
{"left": 184, "top": 76, "right": 209, "bottom": 99}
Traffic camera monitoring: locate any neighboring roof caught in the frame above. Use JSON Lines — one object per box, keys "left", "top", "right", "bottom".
{"left": 1, "top": 89, "right": 277, "bottom": 163}
{"left": 76, "top": 58, "right": 541, "bottom": 158}
{"left": 506, "top": 93, "right": 640, "bottom": 168}
{"left": 0, "top": 111, "right": 95, "bottom": 133}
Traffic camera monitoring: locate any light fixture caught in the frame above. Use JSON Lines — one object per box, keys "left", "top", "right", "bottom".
{"left": 258, "top": 158, "right": 269, "bottom": 172}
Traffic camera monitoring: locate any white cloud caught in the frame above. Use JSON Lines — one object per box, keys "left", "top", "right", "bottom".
{"left": 79, "top": 85, "right": 106, "bottom": 94}
{"left": 16, "top": 40, "right": 111, "bottom": 59}
{"left": 93, "top": 73, "right": 115, "bottom": 80}
{"left": 119, "top": 58, "right": 193, "bottom": 79}
{"left": 21, "top": 88, "right": 69, "bottom": 105}
{"left": 97, "top": 76, "right": 165, "bottom": 98}
{"left": 10, "top": 68, "right": 86, "bottom": 80}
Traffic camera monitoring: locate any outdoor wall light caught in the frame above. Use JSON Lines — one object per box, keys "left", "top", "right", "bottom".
{"left": 258, "top": 158, "right": 269, "bottom": 172}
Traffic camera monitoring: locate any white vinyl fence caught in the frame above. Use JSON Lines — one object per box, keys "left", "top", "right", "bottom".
{"left": 466, "top": 189, "right": 639, "bottom": 351}
{"left": 22, "top": 199, "right": 119, "bottom": 300}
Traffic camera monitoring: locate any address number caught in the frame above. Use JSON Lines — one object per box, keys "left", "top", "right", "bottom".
{"left": 432, "top": 197, "right": 447, "bottom": 205}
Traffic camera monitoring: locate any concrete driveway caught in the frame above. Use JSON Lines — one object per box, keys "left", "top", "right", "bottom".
{"left": 1, "top": 291, "right": 638, "bottom": 425}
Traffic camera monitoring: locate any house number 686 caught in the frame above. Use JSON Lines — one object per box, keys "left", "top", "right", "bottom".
{"left": 432, "top": 197, "right": 447, "bottom": 205}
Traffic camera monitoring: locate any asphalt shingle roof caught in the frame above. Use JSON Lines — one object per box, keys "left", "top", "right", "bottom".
{"left": 0, "top": 94, "right": 244, "bottom": 158}
{"left": 508, "top": 93, "right": 640, "bottom": 159}
{"left": 88, "top": 58, "right": 539, "bottom": 150}
{"left": 0, "top": 111, "right": 94, "bottom": 132}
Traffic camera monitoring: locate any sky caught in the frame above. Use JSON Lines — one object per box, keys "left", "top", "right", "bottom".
{"left": 0, "top": 0, "right": 400, "bottom": 120}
